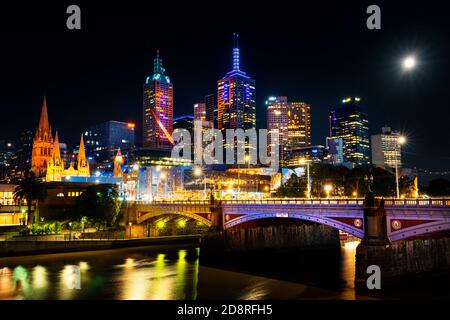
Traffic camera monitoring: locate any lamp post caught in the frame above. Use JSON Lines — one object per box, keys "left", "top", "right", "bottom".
{"left": 68, "top": 222, "right": 72, "bottom": 241}
{"left": 300, "top": 158, "right": 311, "bottom": 198}
{"left": 194, "top": 166, "right": 206, "bottom": 199}
{"left": 324, "top": 184, "right": 333, "bottom": 199}
{"left": 395, "top": 136, "right": 406, "bottom": 199}
{"left": 128, "top": 222, "right": 132, "bottom": 239}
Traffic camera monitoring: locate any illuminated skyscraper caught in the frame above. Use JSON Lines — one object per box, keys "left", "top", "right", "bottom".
{"left": 288, "top": 102, "right": 311, "bottom": 148}
{"left": 217, "top": 34, "right": 256, "bottom": 131}
{"left": 143, "top": 51, "right": 174, "bottom": 150}
{"left": 371, "top": 126, "right": 402, "bottom": 169}
{"left": 329, "top": 97, "right": 370, "bottom": 166}
{"left": 194, "top": 102, "right": 206, "bottom": 121}
{"left": 266, "top": 96, "right": 289, "bottom": 156}
{"left": 204, "top": 93, "right": 217, "bottom": 128}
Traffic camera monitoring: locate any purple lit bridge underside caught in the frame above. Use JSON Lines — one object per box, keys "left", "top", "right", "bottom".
{"left": 134, "top": 199, "right": 450, "bottom": 242}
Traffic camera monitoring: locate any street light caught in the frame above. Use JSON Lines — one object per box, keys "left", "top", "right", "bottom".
{"left": 299, "top": 158, "right": 311, "bottom": 198}
{"left": 194, "top": 167, "right": 206, "bottom": 199}
{"left": 68, "top": 222, "right": 72, "bottom": 241}
{"left": 395, "top": 135, "right": 407, "bottom": 199}
{"left": 324, "top": 184, "right": 333, "bottom": 198}
{"left": 128, "top": 222, "right": 132, "bottom": 239}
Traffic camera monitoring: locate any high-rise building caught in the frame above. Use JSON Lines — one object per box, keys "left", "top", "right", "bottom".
{"left": 31, "top": 97, "right": 54, "bottom": 177}
{"left": 0, "top": 140, "right": 15, "bottom": 180}
{"left": 85, "top": 121, "right": 135, "bottom": 153}
{"left": 266, "top": 96, "right": 289, "bottom": 161}
{"left": 173, "top": 115, "right": 194, "bottom": 135}
{"left": 194, "top": 102, "right": 206, "bottom": 121}
{"left": 266, "top": 96, "right": 311, "bottom": 166}
{"left": 371, "top": 126, "right": 403, "bottom": 169}
{"left": 329, "top": 97, "right": 370, "bottom": 166}
{"left": 288, "top": 102, "right": 311, "bottom": 148}
{"left": 204, "top": 93, "right": 217, "bottom": 128}
{"left": 143, "top": 51, "right": 174, "bottom": 150}
{"left": 326, "top": 137, "right": 344, "bottom": 166}
{"left": 217, "top": 34, "right": 256, "bottom": 131}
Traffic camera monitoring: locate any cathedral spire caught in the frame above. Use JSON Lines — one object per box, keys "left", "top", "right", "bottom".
{"left": 52, "top": 130, "right": 61, "bottom": 162}
{"left": 113, "top": 148, "right": 124, "bottom": 178}
{"left": 38, "top": 96, "right": 50, "bottom": 131}
{"left": 77, "top": 134, "right": 90, "bottom": 177}
{"left": 78, "top": 134, "right": 86, "bottom": 165}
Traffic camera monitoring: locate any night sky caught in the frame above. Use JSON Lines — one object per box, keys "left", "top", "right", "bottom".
{"left": 1, "top": 1, "right": 449, "bottom": 171}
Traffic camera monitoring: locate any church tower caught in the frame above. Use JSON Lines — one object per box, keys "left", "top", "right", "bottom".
{"left": 31, "top": 97, "right": 54, "bottom": 177}
{"left": 76, "top": 134, "right": 90, "bottom": 177}
{"left": 113, "top": 148, "right": 124, "bottom": 178}
{"left": 46, "top": 130, "right": 65, "bottom": 181}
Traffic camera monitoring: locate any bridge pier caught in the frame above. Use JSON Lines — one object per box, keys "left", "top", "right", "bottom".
{"left": 355, "top": 194, "right": 391, "bottom": 289}
{"left": 355, "top": 194, "right": 450, "bottom": 290}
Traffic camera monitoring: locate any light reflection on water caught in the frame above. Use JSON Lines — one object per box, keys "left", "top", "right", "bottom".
{"left": 0, "top": 248, "right": 199, "bottom": 300}
{"left": 0, "top": 244, "right": 359, "bottom": 300}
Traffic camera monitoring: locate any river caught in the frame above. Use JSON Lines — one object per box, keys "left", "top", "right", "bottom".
{"left": 0, "top": 241, "right": 447, "bottom": 300}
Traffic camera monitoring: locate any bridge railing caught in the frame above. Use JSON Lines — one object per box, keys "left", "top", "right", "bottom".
{"left": 133, "top": 198, "right": 450, "bottom": 208}
{"left": 384, "top": 198, "right": 450, "bottom": 207}
{"left": 221, "top": 198, "right": 364, "bottom": 206}
{"left": 134, "top": 200, "right": 211, "bottom": 205}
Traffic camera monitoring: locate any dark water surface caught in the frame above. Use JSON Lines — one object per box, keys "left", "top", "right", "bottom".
{"left": 0, "top": 241, "right": 448, "bottom": 300}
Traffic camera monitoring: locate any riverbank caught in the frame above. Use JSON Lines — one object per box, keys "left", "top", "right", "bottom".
{"left": 0, "top": 235, "right": 200, "bottom": 257}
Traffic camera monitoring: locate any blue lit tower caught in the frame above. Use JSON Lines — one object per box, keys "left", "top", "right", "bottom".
{"left": 217, "top": 34, "right": 256, "bottom": 131}
{"left": 143, "top": 50, "right": 174, "bottom": 150}
{"left": 329, "top": 97, "right": 370, "bottom": 166}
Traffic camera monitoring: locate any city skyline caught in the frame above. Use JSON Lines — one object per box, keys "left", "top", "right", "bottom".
{"left": 0, "top": 2, "right": 449, "bottom": 171}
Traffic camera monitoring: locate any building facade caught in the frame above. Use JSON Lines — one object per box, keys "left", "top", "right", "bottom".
{"left": 85, "top": 121, "right": 135, "bottom": 153}
{"left": 46, "top": 133, "right": 90, "bottom": 182}
{"left": 266, "top": 96, "right": 289, "bottom": 163}
{"left": 204, "top": 93, "right": 217, "bottom": 128}
{"left": 143, "top": 51, "right": 174, "bottom": 150}
{"left": 371, "top": 126, "right": 403, "bottom": 169}
{"left": 329, "top": 97, "right": 370, "bottom": 166}
{"left": 194, "top": 102, "right": 206, "bottom": 122}
{"left": 288, "top": 102, "right": 311, "bottom": 148}
{"left": 217, "top": 34, "right": 256, "bottom": 131}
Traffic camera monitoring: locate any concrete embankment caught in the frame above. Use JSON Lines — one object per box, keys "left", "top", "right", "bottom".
{"left": 0, "top": 235, "right": 200, "bottom": 257}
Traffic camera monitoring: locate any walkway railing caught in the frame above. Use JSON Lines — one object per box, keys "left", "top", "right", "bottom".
{"left": 135, "top": 200, "right": 211, "bottom": 205}
{"left": 134, "top": 198, "right": 450, "bottom": 208}
{"left": 221, "top": 199, "right": 364, "bottom": 206}
{"left": 384, "top": 198, "right": 450, "bottom": 207}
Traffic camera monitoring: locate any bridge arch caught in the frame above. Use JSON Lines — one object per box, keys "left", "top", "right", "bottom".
{"left": 224, "top": 213, "right": 364, "bottom": 239}
{"left": 137, "top": 211, "right": 212, "bottom": 227}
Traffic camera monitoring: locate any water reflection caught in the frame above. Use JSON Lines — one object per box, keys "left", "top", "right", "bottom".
{"left": 0, "top": 244, "right": 363, "bottom": 300}
{"left": 0, "top": 247, "right": 200, "bottom": 300}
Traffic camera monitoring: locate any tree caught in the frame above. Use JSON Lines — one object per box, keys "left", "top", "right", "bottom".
{"left": 13, "top": 171, "right": 47, "bottom": 225}
{"left": 74, "top": 184, "right": 121, "bottom": 227}
{"left": 428, "top": 178, "right": 450, "bottom": 197}
{"left": 275, "top": 174, "right": 308, "bottom": 198}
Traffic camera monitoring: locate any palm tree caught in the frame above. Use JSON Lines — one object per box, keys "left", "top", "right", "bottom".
{"left": 13, "top": 171, "right": 47, "bottom": 225}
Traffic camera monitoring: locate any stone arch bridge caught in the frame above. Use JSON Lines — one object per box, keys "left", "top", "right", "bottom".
{"left": 126, "top": 198, "right": 450, "bottom": 242}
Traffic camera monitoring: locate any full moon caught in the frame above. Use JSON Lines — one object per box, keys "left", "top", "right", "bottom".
{"left": 403, "top": 56, "right": 417, "bottom": 70}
